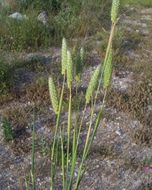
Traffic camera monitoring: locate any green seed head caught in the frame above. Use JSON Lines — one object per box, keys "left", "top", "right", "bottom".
{"left": 111, "top": 0, "right": 120, "bottom": 23}
{"left": 61, "top": 38, "right": 67, "bottom": 75}
{"left": 48, "top": 77, "right": 59, "bottom": 114}
{"left": 85, "top": 65, "right": 101, "bottom": 104}
{"left": 67, "top": 50, "right": 73, "bottom": 89}
{"left": 103, "top": 49, "right": 113, "bottom": 89}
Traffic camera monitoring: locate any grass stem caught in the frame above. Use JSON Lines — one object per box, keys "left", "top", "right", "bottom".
{"left": 50, "top": 74, "right": 66, "bottom": 190}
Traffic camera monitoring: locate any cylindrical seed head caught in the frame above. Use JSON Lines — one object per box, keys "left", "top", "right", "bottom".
{"left": 111, "top": 0, "right": 120, "bottom": 23}
{"left": 48, "top": 77, "right": 59, "bottom": 114}
{"left": 61, "top": 38, "right": 67, "bottom": 75}
{"left": 85, "top": 65, "right": 101, "bottom": 104}
{"left": 67, "top": 50, "right": 73, "bottom": 89}
{"left": 103, "top": 49, "right": 113, "bottom": 89}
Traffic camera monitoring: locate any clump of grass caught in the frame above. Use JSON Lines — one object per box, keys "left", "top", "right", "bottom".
{"left": 0, "top": 59, "right": 10, "bottom": 94}
{"left": 0, "top": 16, "right": 52, "bottom": 51}
{"left": 26, "top": 0, "right": 119, "bottom": 188}
{"left": 2, "top": 117, "right": 14, "bottom": 141}
{"left": 45, "top": 0, "right": 120, "bottom": 189}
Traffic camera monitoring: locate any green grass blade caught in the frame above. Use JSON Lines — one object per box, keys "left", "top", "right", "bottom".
{"left": 50, "top": 75, "right": 66, "bottom": 190}
{"left": 68, "top": 114, "right": 78, "bottom": 190}
{"left": 66, "top": 86, "right": 72, "bottom": 187}
{"left": 60, "top": 128, "right": 65, "bottom": 189}
{"left": 31, "top": 111, "right": 36, "bottom": 190}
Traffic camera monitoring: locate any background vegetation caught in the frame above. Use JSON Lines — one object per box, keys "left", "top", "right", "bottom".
{"left": 0, "top": 0, "right": 111, "bottom": 51}
{"left": 123, "top": 0, "right": 152, "bottom": 6}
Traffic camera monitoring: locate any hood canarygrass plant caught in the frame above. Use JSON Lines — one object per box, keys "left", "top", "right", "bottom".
{"left": 29, "top": 0, "right": 120, "bottom": 189}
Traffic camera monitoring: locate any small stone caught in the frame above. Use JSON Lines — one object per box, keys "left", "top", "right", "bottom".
{"left": 9, "top": 12, "right": 27, "bottom": 21}
{"left": 37, "top": 178, "right": 41, "bottom": 182}
{"left": 37, "top": 11, "right": 48, "bottom": 25}
{"left": 140, "top": 29, "right": 150, "bottom": 36}
{"left": 141, "top": 15, "right": 152, "bottom": 21}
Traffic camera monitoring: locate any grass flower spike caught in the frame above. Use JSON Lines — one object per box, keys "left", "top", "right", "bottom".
{"left": 103, "top": 49, "right": 113, "bottom": 89}
{"left": 111, "top": 0, "right": 120, "bottom": 23}
{"left": 67, "top": 50, "right": 73, "bottom": 89}
{"left": 48, "top": 77, "right": 59, "bottom": 114}
{"left": 61, "top": 38, "right": 67, "bottom": 75}
{"left": 85, "top": 65, "right": 101, "bottom": 104}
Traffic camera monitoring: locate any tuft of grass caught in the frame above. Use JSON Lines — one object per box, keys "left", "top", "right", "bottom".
{"left": 0, "top": 16, "right": 52, "bottom": 51}
{"left": 47, "top": 0, "right": 120, "bottom": 189}
{"left": 2, "top": 117, "right": 14, "bottom": 141}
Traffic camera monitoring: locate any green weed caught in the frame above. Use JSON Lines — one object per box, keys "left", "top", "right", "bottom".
{"left": 0, "top": 16, "right": 52, "bottom": 51}
{"left": 2, "top": 117, "right": 14, "bottom": 141}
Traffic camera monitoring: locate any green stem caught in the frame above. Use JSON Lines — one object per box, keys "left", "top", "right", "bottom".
{"left": 31, "top": 111, "right": 36, "bottom": 190}
{"left": 94, "top": 22, "right": 116, "bottom": 105}
{"left": 66, "top": 86, "right": 72, "bottom": 181}
{"left": 60, "top": 127, "right": 65, "bottom": 190}
{"left": 74, "top": 89, "right": 107, "bottom": 189}
{"left": 85, "top": 89, "right": 108, "bottom": 159}
{"left": 68, "top": 110, "right": 80, "bottom": 190}
{"left": 74, "top": 100, "right": 94, "bottom": 189}
{"left": 50, "top": 74, "right": 66, "bottom": 190}
{"left": 68, "top": 103, "right": 87, "bottom": 189}
{"left": 74, "top": 21, "right": 117, "bottom": 189}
